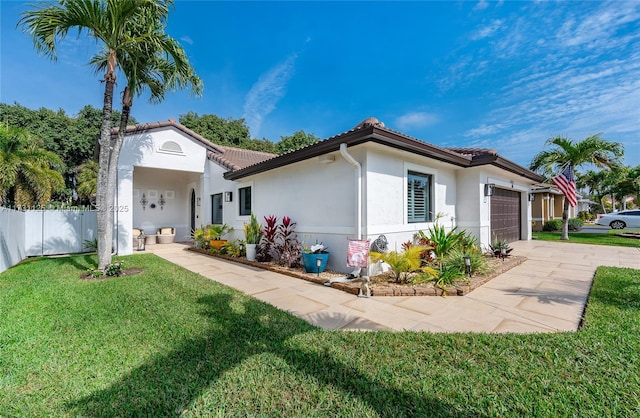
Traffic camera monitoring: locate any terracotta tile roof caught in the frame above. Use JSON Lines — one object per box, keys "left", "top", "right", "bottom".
{"left": 112, "top": 118, "right": 223, "bottom": 153}
{"left": 207, "top": 145, "right": 276, "bottom": 171}
{"left": 225, "top": 118, "right": 544, "bottom": 183}
{"left": 113, "top": 118, "right": 276, "bottom": 171}
{"left": 444, "top": 147, "right": 498, "bottom": 158}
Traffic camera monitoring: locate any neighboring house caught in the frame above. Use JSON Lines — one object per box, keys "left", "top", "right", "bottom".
{"left": 116, "top": 117, "right": 544, "bottom": 272}
{"left": 530, "top": 186, "right": 585, "bottom": 231}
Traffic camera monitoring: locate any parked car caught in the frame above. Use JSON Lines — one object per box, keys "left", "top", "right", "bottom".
{"left": 595, "top": 210, "right": 640, "bottom": 229}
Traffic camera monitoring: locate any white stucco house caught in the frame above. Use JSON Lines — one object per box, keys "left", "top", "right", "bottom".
{"left": 115, "top": 117, "right": 544, "bottom": 273}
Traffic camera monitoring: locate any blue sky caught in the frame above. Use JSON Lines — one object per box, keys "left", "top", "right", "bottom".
{"left": 1, "top": 1, "right": 639, "bottom": 168}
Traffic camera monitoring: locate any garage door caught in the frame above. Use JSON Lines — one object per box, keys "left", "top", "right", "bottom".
{"left": 490, "top": 188, "right": 521, "bottom": 243}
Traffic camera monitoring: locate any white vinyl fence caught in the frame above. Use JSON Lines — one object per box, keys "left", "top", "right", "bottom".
{"left": 0, "top": 208, "right": 97, "bottom": 274}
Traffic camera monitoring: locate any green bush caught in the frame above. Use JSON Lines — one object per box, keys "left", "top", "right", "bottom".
{"left": 578, "top": 210, "right": 595, "bottom": 221}
{"left": 568, "top": 218, "right": 583, "bottom": 231}
{"left": 543, "top": 219, "right": 563, "bottom": 231}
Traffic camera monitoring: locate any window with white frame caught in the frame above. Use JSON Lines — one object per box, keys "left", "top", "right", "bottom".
{"left": 239, "top": 186, "right": 251, "bottom": 216}
{"left": 407, "top": 171, "right": 432, "bottom": 223}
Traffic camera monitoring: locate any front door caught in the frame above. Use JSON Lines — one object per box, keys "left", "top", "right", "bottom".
{"left": 190, "top": 189, "right": 196, "bottom": 233}
{"left": 212, "top": 193, "right": 223, "bottom": 224}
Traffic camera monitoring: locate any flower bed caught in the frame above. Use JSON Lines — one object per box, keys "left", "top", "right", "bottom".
{"left": 187, "top": 247, "right": 526, "bottom": 297}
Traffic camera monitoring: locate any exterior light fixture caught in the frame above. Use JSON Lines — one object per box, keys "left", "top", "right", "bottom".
{"left": 225, "top": 192, "right": 233, "bottom": 202}
{"left": 528, "top": 193, "right": 536, "bottom": 201}
{"left": 136, "top": 232, "right": 146, "bottom": 251}
{"left": 484, "top": 184, "right": 495, "bottom": 197}
{"left": 140, "top": 193, "right": 148, "bottom": 210}
{"left": 316, "top": 257, "right": 323, "bottom": 277}
{"left": 159, "top": 193, "right": 166, "bottom": 210}
{"left": 463, "top": 255, "right": 472, "bottom": 277}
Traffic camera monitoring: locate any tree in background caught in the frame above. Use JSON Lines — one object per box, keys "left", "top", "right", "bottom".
{"left": 76, "top": 160, "right": 98, "bottom": 205}
{"left": 20, "top": 0, "right": 201, "bottom": 271}
{"left": 530, "top": 134, "right": 624, "bottom": 239}
{"left": 276, "top": 130, "right": 320, "bottom": 154}
{"left": 0, "top": 103, "right": 134, "bottom": 202}
{"left": 180, "top": 112, "right": 251, "bottom": 147}
{"left": 0, "top": 124, "right": 64, "bottom": 206}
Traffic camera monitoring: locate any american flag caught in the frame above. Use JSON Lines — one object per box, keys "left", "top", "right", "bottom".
{"left": 552, "top": 164, "right": 577, "bottom": 207}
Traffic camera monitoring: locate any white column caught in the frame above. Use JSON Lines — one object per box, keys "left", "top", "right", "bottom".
{"left": 117, "top": 167, "right": 134, "bottom": 255}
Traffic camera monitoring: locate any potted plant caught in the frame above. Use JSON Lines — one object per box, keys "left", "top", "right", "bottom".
{"left": 301, "top": 242, "right": 329, "bottom": 274}
{"left": 206, "top": 223, "right": 233, "bottom": 250}
{"left": 244, "top": 213, "right": 262, "bottom": 261}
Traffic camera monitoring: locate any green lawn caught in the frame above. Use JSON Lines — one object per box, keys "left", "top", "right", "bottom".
{"left": 533, "top": 231, "right": 640, "bottom": 247}
{"left": 2, "top": 254, "right": 640, "bottom": 416}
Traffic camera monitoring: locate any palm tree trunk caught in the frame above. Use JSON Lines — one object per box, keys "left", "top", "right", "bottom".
{"left": 97, "top": 57, "right": 117, "bottom": 271}
{"left": 104, "top": 87, "right": 132, "bottom": 258}
{"left": 561, "top": 198, "right": 569, "bottom": 240}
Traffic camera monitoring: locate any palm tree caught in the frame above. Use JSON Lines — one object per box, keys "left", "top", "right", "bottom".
{"left": 530, "top": 135, "right": 624, "bottom": 239}
{"left": 0, "top": 124, "right": 64, "bottom": 206}
{"left": 20, "top": 0, "right": 201, "bottom": 270}
{"left": 76, "top": 159, "right": 98, "bottom": 205}
{"left": 577, "top": 169, "right": 609, "bottom": 213}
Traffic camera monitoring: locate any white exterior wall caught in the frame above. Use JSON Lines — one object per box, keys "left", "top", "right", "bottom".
{"left": 471, "top": 166, "right": 534, "bottom": 247}
{"left": 204, "top": 162, "right": 252, "bottom": 241}
{"left": 240, "top": 150, "right": 356, "bottom": 271}
{"left": 117, "top": 127, "right": 208, "bottom": 254}
{"left": 455, "top": 169, "right": 485, "bottom": 244}
{"left": 364, "top": 144, "right": 458, "bottom": 253}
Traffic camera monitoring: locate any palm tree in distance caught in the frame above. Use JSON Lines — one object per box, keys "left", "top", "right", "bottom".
{"left": 530, "top": 135, "right": 624, "bottom": 240}
{"left": 0, "top": 124, "right": 65, "bottom": 206}
{"left": 19, "top": 0, "right": 202, "bottom": 270}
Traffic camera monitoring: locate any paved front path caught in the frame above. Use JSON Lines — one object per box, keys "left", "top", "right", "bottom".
{"left": 148, "top": 241, "right": 640, "bottom": 333}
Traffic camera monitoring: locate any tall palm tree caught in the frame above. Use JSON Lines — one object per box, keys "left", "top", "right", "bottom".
{"left": 0, "top": 124, "right": 64, "bottom": 206}
{"left": 577, "top": 169, "right": 609, "bottom": 213}
{"left": 530, "top": 135, "right": 624, "bottom": 239}
{"left": 20, "top": 0, "right": 201, "bottom": 270}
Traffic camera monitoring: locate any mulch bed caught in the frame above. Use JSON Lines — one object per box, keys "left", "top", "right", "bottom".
{"left": 187, "top": 247, "right": 526, "bottom": 297}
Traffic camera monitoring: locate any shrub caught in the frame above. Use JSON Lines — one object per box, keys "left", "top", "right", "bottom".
{"left": 223, "top": 239, "right": 245, "bottom": 257}
{"left": 105, "top": 261, "right": 124, "bottom": 277}
{"left": 543, "top": 219, "right": 563, "bottom": 231}
{"left": 370, "top": 247, "right": 437, "bottom": 284}
{"left": 256, "top": 215, "right": 278, "bottom": 262}
{"left": 577, "top": 211, "right": 595, "bottom": 221}
{"left": 568, "top": 218, "right": 584, "bottom": 231}
{"left": 445, "top": 249, "right": 490, "bottom": 277}
{"left": 258, "top": 216, "right": 301, "bottom": 267}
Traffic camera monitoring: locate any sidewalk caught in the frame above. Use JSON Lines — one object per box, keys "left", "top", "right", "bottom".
{"left": 148, "top": 240, "right": 640, "bottom": 333}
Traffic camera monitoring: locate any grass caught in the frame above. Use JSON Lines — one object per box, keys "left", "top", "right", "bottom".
{"left": 2, "top": 254, "right": 640, "bottom": 416}
{"left": 533, "top": 231, "right": 640, "bottom": 247}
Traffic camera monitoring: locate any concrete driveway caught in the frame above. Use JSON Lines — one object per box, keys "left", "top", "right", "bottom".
{"left": 149, "top": 240, "right": 640, "bottom": 333}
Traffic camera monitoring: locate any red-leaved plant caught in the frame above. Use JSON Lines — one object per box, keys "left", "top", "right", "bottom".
{"left": 256, "top": 215, "right": 278, "bottom": 262}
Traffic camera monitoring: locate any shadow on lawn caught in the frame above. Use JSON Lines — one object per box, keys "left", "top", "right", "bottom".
{"left": 67, "top": 293, "right": 471, "bottom": 417}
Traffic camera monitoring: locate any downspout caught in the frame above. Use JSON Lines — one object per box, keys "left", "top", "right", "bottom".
{"left": 339, "top": 144, "right": 362, "bottom": 239}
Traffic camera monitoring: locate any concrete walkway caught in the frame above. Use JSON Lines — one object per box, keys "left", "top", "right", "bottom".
{"left": 148, "top": 241, "right": 640, "bottom": 333}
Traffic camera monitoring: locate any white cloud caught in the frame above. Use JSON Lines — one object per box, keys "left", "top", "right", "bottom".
{"left": 470, "top": 19, "right": 504, "bottom": 40}
{"left": 474, "top": 0, "right": 489, "bottom": 11}
{"left": 243, "top": 54, "right": 298, "bottom": 137}
{"left": 451, "top": 2, "right": 640, "bottom": 166}
{"left": 180, "top": 36, "right": 194, "bottom": 45}
{"left": 396, "top": 112, "right": 439, "bottom": 130}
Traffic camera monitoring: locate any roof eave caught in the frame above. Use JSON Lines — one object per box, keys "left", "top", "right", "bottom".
{"left": 470, "top": 155, "right": 544, "bottom": 183}
{"left": 224, "top": 126, "right": 471, "bottom": 180}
